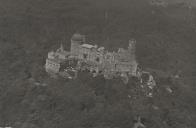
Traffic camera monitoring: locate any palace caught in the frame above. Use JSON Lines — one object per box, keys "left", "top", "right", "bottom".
{"left": 45, "top": 33, "right": 139, "bottom": 82}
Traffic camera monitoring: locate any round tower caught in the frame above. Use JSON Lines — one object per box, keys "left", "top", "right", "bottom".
{"left": 70, "top": 33, "right": 85, "bottom": 57}
{"left": 128, "top": 39, "right": 136, "bottom": 59}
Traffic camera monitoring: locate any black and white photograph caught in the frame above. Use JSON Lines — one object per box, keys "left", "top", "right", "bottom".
{"left": 0, "top": 0, "right": 195, "bottom": 128}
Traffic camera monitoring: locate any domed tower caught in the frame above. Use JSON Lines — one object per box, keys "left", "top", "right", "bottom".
{"left": 70, "top": 33, "right": 85, "bottom": 57}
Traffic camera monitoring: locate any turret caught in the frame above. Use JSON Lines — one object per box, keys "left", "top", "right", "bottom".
{"left": 71, "top": 33, "right": 85, "bottom": 45}
{"left": 128, "top": 39, "right": 136, "bottom": 50}
{"left": 128, "top": 39, "right": 136, "bottom": 59}
{"left": 70, "top": 33, "right": 85, "bottom": 57}
{"left": 60, "top": 43, "right": 64, "bottom": 52}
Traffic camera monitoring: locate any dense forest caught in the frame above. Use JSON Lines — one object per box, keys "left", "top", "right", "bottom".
{"left": 0, "top": 0, "right": 195, "bottom": 128}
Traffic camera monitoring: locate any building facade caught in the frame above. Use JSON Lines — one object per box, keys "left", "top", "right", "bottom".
{"left": 45, "top": 33, "right": 139, "bottom": 80}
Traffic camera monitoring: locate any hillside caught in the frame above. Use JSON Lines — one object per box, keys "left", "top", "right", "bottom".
{"left": 0, "top": 0, "right": 195, "bottom": 128}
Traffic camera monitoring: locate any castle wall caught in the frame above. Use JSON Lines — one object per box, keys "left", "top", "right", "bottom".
{"left": 78, "top": 46, "right": 104, "bottom": 65}
{"left": 45, "top": 59, "right": 61, "bottom": 73}
{"left": 46, "top": 33, "right": 139, "bottom": 79}
{"left": 70, "top": 33, "right": 85, "bottom": 58}
{"left": 70, "top": 40, "right": 81, "bottom": 58}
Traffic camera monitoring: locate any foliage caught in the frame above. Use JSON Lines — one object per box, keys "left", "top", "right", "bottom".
{"left": 0, "top": 0, "right": 195, "bottom": 127}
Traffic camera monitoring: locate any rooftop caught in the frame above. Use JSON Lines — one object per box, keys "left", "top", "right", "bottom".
{"left": 71, "top": 33, "right": 85, "bottom": 41}
{"left": 81, "top": 44, "right": 97, "bottom": 49}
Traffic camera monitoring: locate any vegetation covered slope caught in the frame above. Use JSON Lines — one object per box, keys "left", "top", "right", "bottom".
{"left": 0, "top": 0, "right": 195, "bottom": 128}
